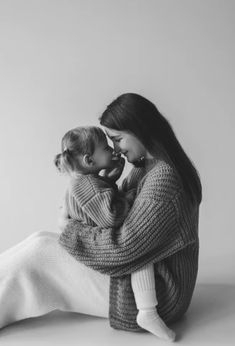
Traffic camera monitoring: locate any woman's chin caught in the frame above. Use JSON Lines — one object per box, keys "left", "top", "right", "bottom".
{"left": 132, "top": 158, "right": 146, "bottom": 167}
{"left": 125, "top": 156, "right": 132, "bottom": 163}
{"left": 126, "top": 156, "right": 138, "bottom": 165}
{"left": 125, "top": 155, "right": 144, "bottom": 166}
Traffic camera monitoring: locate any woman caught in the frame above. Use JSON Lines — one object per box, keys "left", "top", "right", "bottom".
{"left": 0, "top": 93, "right": 201, "bottom": 336}
{"left": 59, "top": 93, "right": 202, "bottom": 331}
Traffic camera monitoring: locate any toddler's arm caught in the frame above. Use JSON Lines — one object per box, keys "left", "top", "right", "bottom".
{"left": 72, "top": 180, "right": 135, "bottom": 228}
{"left": 84, "top": 188, "right": 135, "bottom": 228}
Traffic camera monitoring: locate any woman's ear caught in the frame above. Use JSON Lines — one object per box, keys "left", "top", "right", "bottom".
{"left": 83, "top": 154, "right": 94, "bottom": 167}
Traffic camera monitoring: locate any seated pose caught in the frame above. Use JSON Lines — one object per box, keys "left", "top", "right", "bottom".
{"left": 0, "top": 93, "right": 201, "bottom": 342}
{"left": 54, "top": 126, "right": 175, "bottom": 341}
{"left": 59, "top": 93, "right": 202, "bottom": 336}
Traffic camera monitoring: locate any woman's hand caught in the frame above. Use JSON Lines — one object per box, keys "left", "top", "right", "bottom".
{"left": 101, "top": 156, "right": 125, "bottom": 182}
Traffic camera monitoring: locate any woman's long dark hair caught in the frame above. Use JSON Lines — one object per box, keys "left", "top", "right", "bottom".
{"left": 100, "top": 93, "right": 202, "bottom": 205}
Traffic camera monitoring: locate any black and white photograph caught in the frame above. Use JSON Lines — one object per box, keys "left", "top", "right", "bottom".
{"left": 0, "top": 1, "right": 234, "bottom": 345}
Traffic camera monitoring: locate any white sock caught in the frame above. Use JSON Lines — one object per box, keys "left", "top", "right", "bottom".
{"left": 131, "top": 264, "right": 176, "bottom": 341}
{"left": 137, "top": 308, "right": 176, "bottom": 341}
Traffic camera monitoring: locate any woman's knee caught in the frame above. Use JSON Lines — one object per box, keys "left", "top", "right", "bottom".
{"left": 29, "top": 231, "right": 58, "bottom": 239}
{"left": 7, "top": 234, "right": 56, "bottom": 271}
{"left": 0, "top": 233, "right": 58, "bottom": 279}
{"left": 0, "top": 237, "right": 45, "bottom": 276}
{"left": 28, "top": 232, "right": 58, "bottom": 255}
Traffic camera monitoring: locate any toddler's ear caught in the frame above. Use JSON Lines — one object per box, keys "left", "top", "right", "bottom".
{"left": 83, "top": 154, "right": 94, "bottom": 167}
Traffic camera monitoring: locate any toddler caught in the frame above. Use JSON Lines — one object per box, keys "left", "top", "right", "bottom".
{"left": 54, "top": 126, "right": 175, "bottom": 342}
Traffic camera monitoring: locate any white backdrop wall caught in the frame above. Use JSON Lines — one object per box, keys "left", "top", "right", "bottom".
{"left": 0, "top": 0, "right": 234, "bottom": 283}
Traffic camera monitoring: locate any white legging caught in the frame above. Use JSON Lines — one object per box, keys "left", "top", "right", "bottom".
{"left": 0, "top": 231, "right": 110, "bottom": 330}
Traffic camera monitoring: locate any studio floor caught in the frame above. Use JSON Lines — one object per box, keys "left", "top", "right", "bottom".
{"left": 0, "top": 277, "right": 234, "bottom": 345}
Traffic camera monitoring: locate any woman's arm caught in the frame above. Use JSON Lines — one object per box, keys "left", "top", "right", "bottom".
{"left": 59, "top": 193, "right": 186, "bottom": 277}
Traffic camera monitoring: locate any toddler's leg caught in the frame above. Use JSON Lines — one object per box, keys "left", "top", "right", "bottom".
{"left": 0, "top": 231, "right": 109, "bottom": 330}
{"left": 131, "top": 264, "right": 175, "bottom": 341}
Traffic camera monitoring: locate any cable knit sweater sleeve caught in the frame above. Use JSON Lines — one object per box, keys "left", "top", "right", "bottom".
{"left": 69, "top": 174, "right": 134, "bottom": 228}
{"left": 81, "top": 190, "right": 133, "bottom": 228}
{"left": 59, "top": 162, "right": 194, "bottom": 276}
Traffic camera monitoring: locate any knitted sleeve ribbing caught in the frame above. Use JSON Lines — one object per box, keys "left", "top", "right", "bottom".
{"left": 59, "top": 193, "right": 185, "bottom": 277}
{"left": 80, "top": 189, "right": 133, "bottom": 228}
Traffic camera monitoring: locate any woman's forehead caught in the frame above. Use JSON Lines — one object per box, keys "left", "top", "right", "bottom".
{"left": 103, "top": 127, "right": 123, "bottom": 138}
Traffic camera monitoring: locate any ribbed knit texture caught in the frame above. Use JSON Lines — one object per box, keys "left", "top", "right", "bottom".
{"left": 65, "top": 174, "right": 134, "bottom": 228}
{"left": 59, "top": 161, "right": 200, "bottom": 332}
{"left": 131, "top": 264, "right": 158, "bottom": 309}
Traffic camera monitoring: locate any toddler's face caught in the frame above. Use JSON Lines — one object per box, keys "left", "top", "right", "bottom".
{"left": 92, "top": 140, "right": 115, "bottom": 170}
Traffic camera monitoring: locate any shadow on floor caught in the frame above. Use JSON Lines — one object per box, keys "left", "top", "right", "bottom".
{"left": 1, "top": 283, "right": 235, "bottom": 345}
{"left": 172, "top": 283, "right": 235, "bottom": 343}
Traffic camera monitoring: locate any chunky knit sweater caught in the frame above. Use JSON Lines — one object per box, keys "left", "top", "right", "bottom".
{"left": 59, "top": 160, "right": 200, "bottom": 331}
{"left": 64, "top": 174, "right": 135, "bottom": 228}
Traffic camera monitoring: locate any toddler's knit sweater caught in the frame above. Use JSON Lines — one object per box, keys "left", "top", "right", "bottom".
{"left": 64, "top": 174, "right": 135, "bottom": 228}
{"left": 59, "top": 161, "right": 200, "bottom": 331}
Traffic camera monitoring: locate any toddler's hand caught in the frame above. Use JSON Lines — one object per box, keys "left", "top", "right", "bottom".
{"left": 101, "top": 156, "right": 125, "bottom": 182}
{"left": 58, "top": 214, "right": 70, "bottom": 231}
{"left": 60, "top": 203, "right": 68, "bottom": 217}
{"left": 58, "top": 202, "right": 70, "bottom": 231}
{"left": 125, "top": 188, "right": 137, "bottom": 206}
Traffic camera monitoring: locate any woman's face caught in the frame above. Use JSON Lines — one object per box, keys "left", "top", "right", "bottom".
{"left": 103, "top": 127, "right": 148, "bottom": 163}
